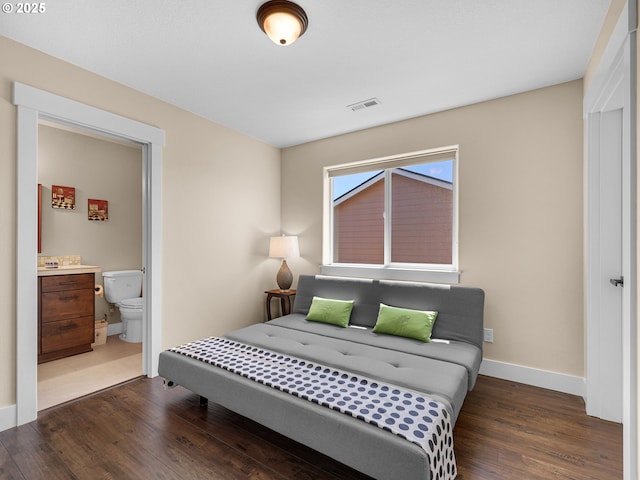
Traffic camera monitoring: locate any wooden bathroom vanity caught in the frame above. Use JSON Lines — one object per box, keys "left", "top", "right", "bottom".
{"left": 37, "top": 266, "right": 100, "bottom": 363}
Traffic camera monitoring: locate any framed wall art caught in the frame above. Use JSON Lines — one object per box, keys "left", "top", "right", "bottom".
{"left": 51, "top": 185, "right": 76, "bottom": 209}
{"left": 88, "top": 199, "right": 109, "bottom": 221}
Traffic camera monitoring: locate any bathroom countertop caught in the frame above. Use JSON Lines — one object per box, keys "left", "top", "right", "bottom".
{"left": 37, "top": 265, "right": 102, "bottom": 276}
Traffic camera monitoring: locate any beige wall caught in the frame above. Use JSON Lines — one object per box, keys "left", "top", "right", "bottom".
{"left": 282, "top": 80, "right": 584, "bottom": 377}
{"left": 0, "top": 35, "right": 281, "bottom": 408}
{"left": 38, "top": 124, "right": 143, "bottom": 324}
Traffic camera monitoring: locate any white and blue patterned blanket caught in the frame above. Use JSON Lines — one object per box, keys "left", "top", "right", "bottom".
{"left": 169, "top": 337, "right": 456, "bottom": 480}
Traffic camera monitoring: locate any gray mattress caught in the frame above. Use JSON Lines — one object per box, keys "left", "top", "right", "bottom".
{"left": 158, "top": 275, "right": 485, "bottom": 480}
{"left": 159, "top": 347, "right": 434, "bottom": 479}
{"left": 224, "top": 315, "right": 481, "bottom": 421}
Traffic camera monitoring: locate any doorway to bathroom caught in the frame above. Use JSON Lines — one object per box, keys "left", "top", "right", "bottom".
{"left": 14, "top": 82, "right": 165, "bottom": 427}
{"left": 36, "top": 121, "right": 144, "bottom": 410}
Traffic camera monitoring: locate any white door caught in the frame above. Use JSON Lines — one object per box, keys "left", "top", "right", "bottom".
{"left": 584, "top": 17, "right": 638, "bottom": 479}
{"left": 592, "top": 108, "right": 624, "bottom": 422}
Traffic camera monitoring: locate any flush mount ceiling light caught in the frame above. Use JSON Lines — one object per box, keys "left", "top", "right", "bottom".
{"left": 257, "top": 0, "right": 308, "bottom": 46}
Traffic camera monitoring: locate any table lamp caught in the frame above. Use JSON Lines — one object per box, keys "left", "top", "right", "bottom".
{"left": 269, "top": 235, "right": 300, "bottom": 290}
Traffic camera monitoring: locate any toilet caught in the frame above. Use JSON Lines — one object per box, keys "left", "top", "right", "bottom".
{"left": 102, "top": 270, "right": 143, "bottom": 343}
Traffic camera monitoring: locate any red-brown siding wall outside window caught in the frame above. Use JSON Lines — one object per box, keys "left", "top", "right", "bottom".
{"left": 391, "top": 173, "right": 452, "bottom": 264}
{"left": 333, "top": 171, "right": 452, "bottom": 265}
{"left": 334, "top": 178, "right": 385, "bottom": 264}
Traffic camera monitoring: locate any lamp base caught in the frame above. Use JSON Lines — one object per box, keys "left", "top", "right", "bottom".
{"left": 276, "top": 259, "right": 293, "bottom": 290}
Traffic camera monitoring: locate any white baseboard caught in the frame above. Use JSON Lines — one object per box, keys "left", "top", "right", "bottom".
{"left": 0, "top": 404, "right": 16, "bottom": 432}
{"left": 480, "top": 358, "right": 586, "bottom": 397}
{"left": 107, "top": 322, "right": 123, "bottom": 336}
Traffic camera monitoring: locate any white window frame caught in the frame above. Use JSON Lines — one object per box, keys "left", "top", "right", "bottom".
{"left": 322, "top": 146, "right": 460, "bottom": 284}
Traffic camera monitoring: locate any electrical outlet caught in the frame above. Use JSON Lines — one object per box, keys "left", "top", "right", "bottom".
{"left": 483, "top": 328, "right": 494, "bottom": 343}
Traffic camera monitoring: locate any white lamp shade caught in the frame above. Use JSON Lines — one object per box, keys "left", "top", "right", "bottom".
{"left": 269, "top": 235, "right": 300, "bottom": 258}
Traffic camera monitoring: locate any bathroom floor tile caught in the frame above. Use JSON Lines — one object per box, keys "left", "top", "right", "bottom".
{"left": 37, "top": 335, "right": 142, "bottom": 411}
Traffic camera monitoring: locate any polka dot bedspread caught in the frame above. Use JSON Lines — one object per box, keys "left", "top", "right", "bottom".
{"left": 170, "top": 336, "right": 457, "bottom": 480}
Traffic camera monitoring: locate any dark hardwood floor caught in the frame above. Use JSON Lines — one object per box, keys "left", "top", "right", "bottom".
{"left": 0, "top": 375, "right": 622, "bottom": 479}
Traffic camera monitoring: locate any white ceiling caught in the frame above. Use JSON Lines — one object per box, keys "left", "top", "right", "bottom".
{"left": 0, "top": 0, "right": 611, "bottom": 147}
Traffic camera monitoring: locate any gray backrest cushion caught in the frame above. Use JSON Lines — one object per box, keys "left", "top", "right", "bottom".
{"left": 293, "top": 275, "right": 485, "bottom": 350}
{"left": 293, "top": 276, "right": 379, "bottom": 327}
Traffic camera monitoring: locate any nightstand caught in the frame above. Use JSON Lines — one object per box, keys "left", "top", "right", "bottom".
{"left": 264, "top": 289, "right": 296, "bottom": 321}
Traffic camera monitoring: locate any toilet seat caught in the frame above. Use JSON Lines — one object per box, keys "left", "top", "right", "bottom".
{"left": 118, "top": 297, "right": 143, "bottom": 309}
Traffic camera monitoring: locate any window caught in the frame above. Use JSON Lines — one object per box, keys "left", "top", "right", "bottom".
{"left": 322, "top": 147, "right": 458, "bottom": 283}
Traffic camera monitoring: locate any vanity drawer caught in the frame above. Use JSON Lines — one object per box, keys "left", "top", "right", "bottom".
{"left": 41, "top": 288, "right": 94, "bottom": 323}
{"left": 41, "top": 273, "right": 94, "bottom": 293}
{"left": 40, "top": 316, "right": 94, "bottom": 354}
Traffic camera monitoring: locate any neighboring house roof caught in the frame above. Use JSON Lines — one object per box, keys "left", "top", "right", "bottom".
{"left": 334, "top": 168, "right": 453, "bottom": 206}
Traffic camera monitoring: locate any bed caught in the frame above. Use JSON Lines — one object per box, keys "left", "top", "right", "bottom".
{"left": 158, "top": 274, "right": 485, "bottom": 480}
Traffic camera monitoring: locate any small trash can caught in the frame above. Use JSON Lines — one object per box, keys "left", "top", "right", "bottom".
{"left": 93, "top": 319, "right": 108, "bottom": 346}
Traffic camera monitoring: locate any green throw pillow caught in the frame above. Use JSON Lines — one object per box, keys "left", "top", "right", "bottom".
{"left": 373, "top": 304, "right": 438, "bottom": 342}
{"left": 306, "top": 296, "right": 354, "bottom": 327}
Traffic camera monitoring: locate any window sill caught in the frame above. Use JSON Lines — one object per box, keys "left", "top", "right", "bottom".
{"left": 320, "top": 264, "right": 460, "bottom": 284}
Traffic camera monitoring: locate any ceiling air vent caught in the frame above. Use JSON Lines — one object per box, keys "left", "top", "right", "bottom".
{"left": 347, "top": 97, "right": 381, "bottom": 112}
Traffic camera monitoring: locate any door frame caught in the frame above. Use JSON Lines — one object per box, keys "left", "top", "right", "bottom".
{"left": 13, "top": 82, "right": 165, "bottom": 426}
{"left": 583, "top": 3, "right": 637, "bottom": 478}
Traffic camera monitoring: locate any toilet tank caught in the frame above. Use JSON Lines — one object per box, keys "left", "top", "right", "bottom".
{"left": 102, "top": 270, "right": 143, "bottom": 303}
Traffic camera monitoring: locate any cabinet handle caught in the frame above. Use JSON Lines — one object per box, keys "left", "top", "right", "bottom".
{"left": 58, "top": 295, "right": 79, "bottom": 302}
